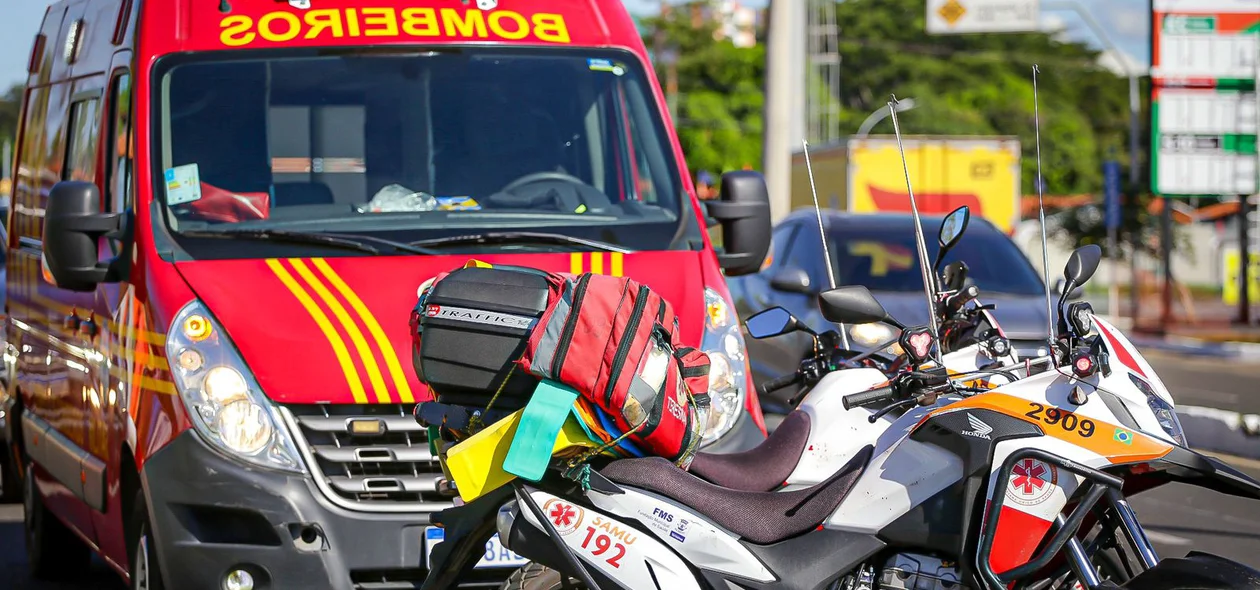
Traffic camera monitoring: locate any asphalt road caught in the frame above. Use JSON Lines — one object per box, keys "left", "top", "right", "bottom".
{"left": 1, "top": 350, "right": 1258, "bottom": 589}
{"left": 1142, "top": 350, "right": 1260, "bottom": 416}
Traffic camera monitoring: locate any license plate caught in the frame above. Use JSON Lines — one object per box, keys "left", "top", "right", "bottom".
{"left": 425, "top": 527, "right": 530, "bottom": 569}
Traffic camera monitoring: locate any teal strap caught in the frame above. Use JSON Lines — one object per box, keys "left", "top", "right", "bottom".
{"left": 503, "top": 380, "right": 581, "bottom": 481}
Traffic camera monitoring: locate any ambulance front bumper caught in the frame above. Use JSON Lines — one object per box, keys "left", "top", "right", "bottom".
{"left": 141, "top": 430, "right": 508, "bottom": 590}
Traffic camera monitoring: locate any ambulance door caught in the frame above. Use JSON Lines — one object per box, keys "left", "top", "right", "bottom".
{"left": 88, "top": 54, "right": 135, "bottom": 570}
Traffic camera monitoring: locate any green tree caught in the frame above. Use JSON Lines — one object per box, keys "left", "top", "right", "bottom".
{"left": 0, "top": 83, "right": 21, "bottom": 153}
{"left": 831, "top": 0, "right": 1133, "bottom": 197}
{"left": 640, "top": 5, "right": 766, "bottom": 177}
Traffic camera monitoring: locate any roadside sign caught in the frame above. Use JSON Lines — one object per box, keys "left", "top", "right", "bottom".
{"left": 844, "top": 137, "right": 1022, "bottom": 232}
{"left": 1151, "top": 0, "right": 1259, "bottom": 197}
{"left": 926, "top": 0, "right": 1039, "bottom": 35}
{"left": 1222, "top": 247, "right": 1260, "bottom": 305}
{"left": 1103, "top": 161, "right": 1122, "bottom": 230}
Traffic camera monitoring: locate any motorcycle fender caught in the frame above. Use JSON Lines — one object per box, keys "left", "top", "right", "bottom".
{"left": 588, "top": 486, "right": 774, "bottom": 583}
{"left": 517, "top": 490, "right": 703, "bottom": 590}
{"left": 420, "top": 485, "right": 516, "bottom": 590}
{"left": 1121, "top": 552, "right": 1260, "bottom": 589}
{"left": 1158, "top": 445, "right": 1260, "bottom": 500}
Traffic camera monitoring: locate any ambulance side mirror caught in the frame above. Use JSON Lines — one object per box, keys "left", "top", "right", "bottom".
{"left": 707, "top": 170, "right": 771, "bottom": 277}
{"left": 44, "top": 181, "right": 123, "bottom": 292}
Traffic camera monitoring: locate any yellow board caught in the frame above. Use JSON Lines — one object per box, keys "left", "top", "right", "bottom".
{"left": 1222, "top": 248, "right": 1260, "bottom": 305}
{"left": 444, "top": 409, "right": 600, "bottom": 503}
{"left": 847, "top": 137, "right": 1021, "bottom": 233}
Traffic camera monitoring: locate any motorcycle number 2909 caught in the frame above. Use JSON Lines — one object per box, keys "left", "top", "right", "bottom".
{"left": 580, "top": 527, "right": 626, "bottom": 568}
{"left": 1025, "top": 403, "right": 1095, "bottom": 438}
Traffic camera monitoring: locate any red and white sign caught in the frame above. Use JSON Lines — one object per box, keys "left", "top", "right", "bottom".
{"left": 1005, "top": 458, "right": 1058, "bottom": 507}
{"left": 544, "top": 499, "right": 585, "bottom": 536}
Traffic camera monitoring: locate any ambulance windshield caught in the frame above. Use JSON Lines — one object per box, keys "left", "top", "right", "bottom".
{"left": 153, "top": 47, "right": 698, "bottom": 257}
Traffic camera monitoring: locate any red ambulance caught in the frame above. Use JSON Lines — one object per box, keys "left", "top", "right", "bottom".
{"left": 1, "top": 0, "right": 772, "bottom": 588}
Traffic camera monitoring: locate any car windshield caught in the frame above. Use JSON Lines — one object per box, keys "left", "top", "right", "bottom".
{"left": 829, "top": 221, "right": 1045, "bottom": 296}
{"left": 152, "top": 47, "right": 696, "bottom": 258}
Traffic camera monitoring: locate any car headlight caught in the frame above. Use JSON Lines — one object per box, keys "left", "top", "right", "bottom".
{"left": 699, "top": 288, "right": 748, "bottom": 446}
{"left": 1130, "top": 373, "right": 1187, "bottom": 446}
{"left": 166, "top": 300, "right": 305, "bottom": 473}
{"left": 849, "top": 323, "right": 897, "bottom": 348}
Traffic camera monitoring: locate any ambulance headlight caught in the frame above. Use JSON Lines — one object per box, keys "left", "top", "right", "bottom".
{"left": 699, "top": 288, "right": 749, "bottom": 446}
{"left": 167, "top": 301, "right": 304, "bottom": 472}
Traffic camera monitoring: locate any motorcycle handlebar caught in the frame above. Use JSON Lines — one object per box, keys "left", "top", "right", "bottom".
{"left": 842, "top": 385, "right": 898, "bottom": 411}
{"left": 761, "top": 372, "right": 803, "bottom": 396}
{"left": 944, "top": 284, "right": 980, "bottom": 315}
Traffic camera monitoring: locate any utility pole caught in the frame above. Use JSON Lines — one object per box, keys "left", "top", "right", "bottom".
{"left": 763, "top": 0, "right": 800, "bottom": 223}
{"left": 653, "top": 3, "right": 679, "bottom": 121}
{"left": 1161, "top": 199, "right": 1174, "bottom": 327}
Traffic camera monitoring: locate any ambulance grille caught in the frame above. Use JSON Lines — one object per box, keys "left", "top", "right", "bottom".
{"left": 285, "top": 404, "right": 452, "bottom": 512}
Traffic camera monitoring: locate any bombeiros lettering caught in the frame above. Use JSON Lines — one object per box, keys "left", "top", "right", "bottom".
{"left": 220, "top": 7, "right": 571, "bottom": 46}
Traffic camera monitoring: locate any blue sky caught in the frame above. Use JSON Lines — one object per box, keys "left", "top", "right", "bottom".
{"left": 1, "top": 0, "right": 1149, "bottom": 89}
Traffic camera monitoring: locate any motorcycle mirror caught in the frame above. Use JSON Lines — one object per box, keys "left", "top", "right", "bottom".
{"left": 819, "top": 285, "right": 905, "bottom": 329}
{"left": 1063, "top": 244, "right": 1103, "bottom": 290}
{"left": 934, "top": 206, "right": 971, "bottom": 272}
{"left": 1058, "top": 244, "right": 1102, "bottom": 324}
{"left": 744, "top": 306, "right": 803, "bottom": 339}
{"left": 942, "top": 260, "right": 970, "bottom": 292}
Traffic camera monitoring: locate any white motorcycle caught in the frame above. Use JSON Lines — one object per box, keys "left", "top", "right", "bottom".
{"left": 421, "top": 245, "right": 1260, "bottom": 590}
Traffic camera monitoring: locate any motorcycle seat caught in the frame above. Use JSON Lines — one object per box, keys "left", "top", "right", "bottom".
{"left": 600, "top": 444, "right": 873, "bottom": 545}
{"left": 688, "top": 410, "right": 812, "bottom": 492}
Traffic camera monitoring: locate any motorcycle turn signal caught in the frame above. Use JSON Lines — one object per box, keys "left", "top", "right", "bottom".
{"left": 899, "top": 326, "right": 937, "bottom": 366}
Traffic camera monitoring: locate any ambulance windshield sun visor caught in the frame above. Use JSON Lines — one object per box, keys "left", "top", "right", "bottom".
{"left": 152, "top": 47, "right": 700, "bottom": 260}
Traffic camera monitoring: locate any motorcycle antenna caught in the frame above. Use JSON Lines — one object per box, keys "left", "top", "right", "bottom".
{"left": 887, "top": 94, "right": 944, "bottom": 366}
{"left": 802, "top": 139, "right": 851, "bottom": 350}
{"left": 1031, "top": 65, "right": 1058, "bottom": 353}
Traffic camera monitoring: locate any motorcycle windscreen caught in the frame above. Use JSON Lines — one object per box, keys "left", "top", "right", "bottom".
{"left": 983, "top": 445, "right": 1084, "bottom": 576}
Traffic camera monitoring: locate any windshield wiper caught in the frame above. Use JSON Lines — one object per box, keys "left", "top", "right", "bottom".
{"left": 180, "top": 229, "right": 441, "bottom": 256}
{"left": 410, "top": 231, "right": 632, "bottom": 253}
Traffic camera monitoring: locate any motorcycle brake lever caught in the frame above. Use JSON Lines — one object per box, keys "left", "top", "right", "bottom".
{"left": 867, "top": 398, "right": 917, "bottom": 423}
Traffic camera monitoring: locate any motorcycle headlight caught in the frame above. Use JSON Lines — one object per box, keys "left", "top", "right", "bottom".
{"left": 849, "top": 323, "right": 897, "bottom": 349}
{"left": 1130, "top": 373, "right": 1187, "bottom": 446}
{"left": 699, "top": 288, "right": 748, "bottom": 446}
{"left": 167, "top": 300, "right": 305, "bottom": 473}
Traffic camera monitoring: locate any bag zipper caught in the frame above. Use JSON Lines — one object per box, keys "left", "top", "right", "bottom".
{"left": 551, "top": 274, "right": 593, "bottom": 378}
{"left": 604, "top": 285, "right": 650, "bottom": 406}
{"left": 631, "top": 326, "right": 675, "bottom": 439}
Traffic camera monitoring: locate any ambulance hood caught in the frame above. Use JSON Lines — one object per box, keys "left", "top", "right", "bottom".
{"left": 174, "top": 252, "right": 706, "bottom": 405}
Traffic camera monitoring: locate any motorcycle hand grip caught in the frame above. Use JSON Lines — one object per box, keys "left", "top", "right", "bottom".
{"left": 944, "top": 284, "right": 980, "bottom": 314}
{"left": 842, "top": 385, "right": 897, "bottom": 411}
{"left": 761, "top": 373, "right": 802, "bottom": 395}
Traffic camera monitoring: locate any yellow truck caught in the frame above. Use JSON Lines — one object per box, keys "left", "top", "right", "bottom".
{"left": 790, "top": 136, "right": 1022, "bottom": 233}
